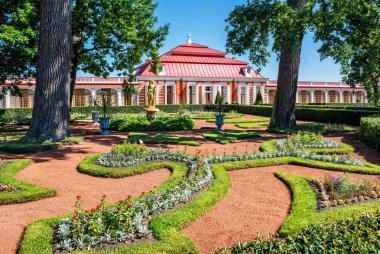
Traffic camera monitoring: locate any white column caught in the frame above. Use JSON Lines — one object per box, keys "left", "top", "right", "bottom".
{"left": 213, "top": 85, "right": 218, "bottom": 103}
{"left": 227, "top": 85, "right": 231, "bottom": 104}
{"left": 309, "top": 90, "right": 315, "bottom": 103}
{"left": 164, "top": 83, "right": 167, "bottom": 105}
{"left": 237, "top": 85, "right": 241, "bottom": 104}
{"left": 338, "top": 90, "right": 343, "bottom": 103}
{"left": 253, "top": 86, "right": 257, "bottom": 103}
{"left": 195, "top": 84, "right": 199, "bottom": 104}
{"left": 89, "top": 88, "right": 97, "bottom": 105}
{"left": 296, "top": 91, "right": 299, "bottom": 103}
{"left": 201, "top": 85, "right": 206, "bottom": 104}
{"left": 116, "top": 88, "right": 123, "bottom": 106}
{"left": 364, "top": 92, "right": 368, "bottom": 103}
{"left": 324, "top": 90, "right": 329, "bottom": 103}
{"left": 352, "top": 92, "right": 356, "bottom": 103}
{"left": 246, "top": 85, "right": 250, "bottom": 105}
{"left": 5, "top": 91, "right": 11, "bottom": 108}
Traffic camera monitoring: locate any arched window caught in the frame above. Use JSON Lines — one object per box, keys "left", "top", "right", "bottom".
{"left": 299, "top": 91, "right": 309, "bottom": 104}
{"left": 72, "top": 89, "right": 91, "bottom": 107}
{"left": 329, "top": 91, "right": 337, "bottom": 103}
{"left": 314, "top": 91, "right": 323, "bottom": 104}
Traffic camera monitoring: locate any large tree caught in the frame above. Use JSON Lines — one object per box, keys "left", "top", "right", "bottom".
{"left": 0, "top": 0, "right": 38, "bottom": 98}
{"left": 226, "top": 0, "right": 380, "bottom": 129}
{"left": 1, "top": 0, "right": 168, "bottom": 106}
{"left": 24, "top": 0, "right": 72, "bottom": 142}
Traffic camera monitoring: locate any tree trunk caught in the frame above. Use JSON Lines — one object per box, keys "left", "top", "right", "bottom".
{"left": 269, "top": 0, "right": 306, "bottom": 129}
{"left": 24, "top": 0, "right": 72, "bottom": 142}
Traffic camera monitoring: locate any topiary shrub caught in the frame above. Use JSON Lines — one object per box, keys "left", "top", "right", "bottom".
{"left": 360, "top": 115, "right": 380, "bottom": 151}
{"left": 254, "top": 90, "right": 263, "bottom": 105}
{"left": 110, "top": 115, "right": 195, "bottom": 132}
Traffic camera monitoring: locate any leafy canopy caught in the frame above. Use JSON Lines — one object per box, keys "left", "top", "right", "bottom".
{"left": 226, "top": 0, "right": 380, "bottom": 104}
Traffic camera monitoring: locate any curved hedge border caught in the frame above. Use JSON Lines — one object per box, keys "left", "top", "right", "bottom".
{"left": 260, "top": 139, "right": 355, "bottom": 155}
{"left": 0, "top": 159, "right": 56, "bottom": 205}
{"left": 276, "top": 172, "right": 380, "bottom": 236}
{"left": 19, "top": 162, "right": 231, "bottom": 254}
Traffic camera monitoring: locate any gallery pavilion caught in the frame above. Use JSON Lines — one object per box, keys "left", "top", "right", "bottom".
{"left": 1, "top": 34, "right": 369, "bottom": 108}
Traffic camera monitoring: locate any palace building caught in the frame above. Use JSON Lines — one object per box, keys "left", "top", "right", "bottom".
{"left": 1, "top": 34, "right": 370, "bottom": 108}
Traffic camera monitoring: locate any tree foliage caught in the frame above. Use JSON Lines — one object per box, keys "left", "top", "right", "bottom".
{"left": 226, "top": 0, "right": 380, "bottom": 105}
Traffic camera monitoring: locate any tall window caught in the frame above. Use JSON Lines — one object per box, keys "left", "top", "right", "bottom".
{"left": 315, "top": 91, "right": 323, "bottom": 104}
{"left": 300, "top": 91, "right": 309, "bottom": 104}
{"left": 269, "top": 90, "right": 276, "bottom": 104}
{"left": 73, "top": 89, "right": 90, "bottom": 107}
{"left": 329, "top": 91, "right": 337, "bottom": 103}
{"left": 9, "top": 89, "right": 34, "bottom": 108}
{"left": 189, "top": 86, "right": 197, "bottom": 104}
{"left": 166, "top": 85, "right": 174, "bottom": 104}
{"left": 96, "top": 89, "right": 117, "bottom": 106}
{"left": 240, "top": 86, "right": 247, "bottom": 104}
{"left": 205, "top": 86, "right": 213, "bottom": 104}
{"left": 343, "top": 91, "right": 351, "bottom": 103}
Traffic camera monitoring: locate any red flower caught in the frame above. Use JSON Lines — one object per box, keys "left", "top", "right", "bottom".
{"left": 85, "top": 210, "right": 89, "bottom": 214}
{"left": 102, "top": 194, "right": 107, "bottom": 198}
{"left": 154, "top": 185, "right": 157, "bottom": 188}
{"left": 127, "top": 195, "right": 132, "bottom": 199}
{"left": 117, "top": 206, "right": 121, "bottom": 211}
{"left": 76, "top": 195, "right": 81, "bottom": 199}
{"left": 91, "top": 208, "right": 96, "bottom": 212}
{"left": 127, "top": 203, "right": 132, "bottom": 208}
{"left": 119, "top": 199, "right": 124, "bottom": 204}
{"left": 71, "top": 215, "right": 78, "bottom": 220}
{"left": 142, "top": 191, "right": 145, "bottom": 195}
{"left": 96, "top": 204, "right": 102, "bottom": 209}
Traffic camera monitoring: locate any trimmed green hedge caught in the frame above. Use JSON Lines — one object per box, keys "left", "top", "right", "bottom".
{"left": 230, "top": 105, "right": 380, "bottom": 125}
{"left": 360, "top": 115, "right": 380, "bottom": 151}
{"left": 0, "top": 159, "right": 56, "bottom": 205}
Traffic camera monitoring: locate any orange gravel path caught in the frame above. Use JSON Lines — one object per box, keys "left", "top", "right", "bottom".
{"left": 0, "top": 123, "right": 170, "bottom": 254}
{"left": 183, "top": 165, "right": 380, "bottom": 254}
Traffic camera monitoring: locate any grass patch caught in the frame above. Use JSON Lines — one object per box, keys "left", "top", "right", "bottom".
{"left": 235, "top": 123, "right": 268, "bottom": 129}
{"left": 128, "top": 132, "right": 201, "bottom": 146}
{"left": 0, "top": 133, "right": 25, "bottom": 140}
{"left": 0, "top": 160, "right": 56, "bottom": 205}
{"left": 202, "top": 130, "right": 261, "bottom": 144}
{"left": 268, "top": 123, "right": 326, "bottom": 134}
{"left": 189, "top": 111, "right": 244, "bottom": 119}
{"left": 0, "top": 136, "right": 84, "bottom": 153}
{"left": 19, "top": 162, "right": 232, "bottom": 254}
{"left": 260, "top": 139, "right": 355, "bottom": 155}
{"left": 206, "top": 116, "right": 270, "bottom": 124}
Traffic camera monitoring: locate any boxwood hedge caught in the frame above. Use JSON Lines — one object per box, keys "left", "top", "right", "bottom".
{"left": 360, "top": 115, "right": 380, "bottom": 151}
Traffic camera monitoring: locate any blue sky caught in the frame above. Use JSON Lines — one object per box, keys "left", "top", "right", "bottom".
{"left": 80, "top": 0, "right": 343, "bottom": 82}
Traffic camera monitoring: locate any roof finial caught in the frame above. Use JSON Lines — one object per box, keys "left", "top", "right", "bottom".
{"left": 187, "top": 32, "right": 192, "bottom": 44}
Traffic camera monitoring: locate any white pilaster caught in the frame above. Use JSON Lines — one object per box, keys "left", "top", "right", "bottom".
{"left": 338, "top": 90, "right": 343, "bottom": 103}
{"left": 201, "top": 85, "right": 206, "bottom": 104}
{"left": 253, "top": 86, "right": 257, "bottom": 103}
{"left": 309, "top": 90, "right": 315, "bottom": 103}
{"left": 237, "top": 85, "right": 241, "bottom": 104}
{"left": 296, "top": 91, "right": 299, "bottom": 103}
{"left": 89, "top": 88, "right": 98, "bottom": 105}
{"left": 5, "top": 91, "right": 11, "bottom": 108}
{"left": 227, "top": 85, "right": 231, "bottom": 104}
{"left": 116, "top": 88, "right": 123, "bottom": 106}
{"left": 246, "top": 85, "right": 250, "bottom": 105}
{"left": 352, "top": 92, "right": 356, "bottom": 103}
{"left": 324, "top": 90, "right": 329, "bottom": 103}
{"left": 213, "top": 85, "right": 218, "bottom": 103}
{"left": 260, "top": 85, "right": 265, "bottom": 103}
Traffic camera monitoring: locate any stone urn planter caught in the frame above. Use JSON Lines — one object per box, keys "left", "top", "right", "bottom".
{"left": 99, "top": 116, "right": 110, "bottom": 135}
{"left": 91, "top": 111, "right": 100, "bottom": 125}
{"left": 215, "top": 113, "right": 225, "bottom": 131}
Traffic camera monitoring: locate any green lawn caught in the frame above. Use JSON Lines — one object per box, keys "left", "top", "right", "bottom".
{"left": 235, "top": 123, "right": 269, "bottom": 129}
{"left": 202, "top": 130, "right": 261, "bottom": 144}
{"left": 128, "top": 132, "right": 201, "bottom": 146}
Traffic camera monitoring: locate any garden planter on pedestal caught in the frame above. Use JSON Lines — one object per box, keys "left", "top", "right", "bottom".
{"left": 215, "top": 113, "right": 225, "bottom": 131}
{"left": 92, "top": 111, "right": 100, "bottom": 125}
{"left": 99, "top": 117, "right": 110, "bottom": 135}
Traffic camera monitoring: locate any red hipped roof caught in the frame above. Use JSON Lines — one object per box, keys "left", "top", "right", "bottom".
{"left": 135, "top": 42, "right": 264, "bottom": 79}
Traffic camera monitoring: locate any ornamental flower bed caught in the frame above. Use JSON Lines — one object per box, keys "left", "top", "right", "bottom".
{"left": 56, "top": 153, "right": 213, "bottom": 252}
{"left": 97, "top": 142, "right": 365, "bottom": 168}
{"left": 311, "top": 174, "right": 380, "bottom": 209}
{"left": 276, "top": 131, "right": 340, "bottom": 151}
